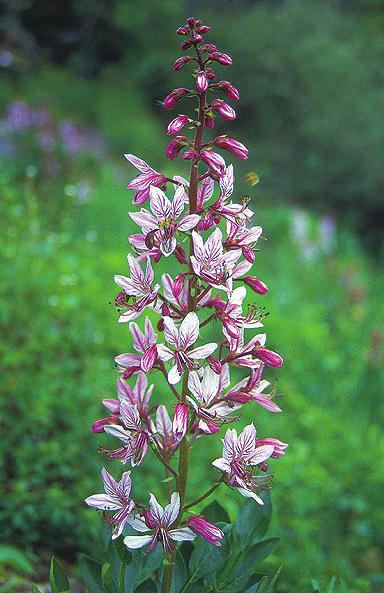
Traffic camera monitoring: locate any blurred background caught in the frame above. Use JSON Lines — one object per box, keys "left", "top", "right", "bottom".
{"left": 1, "top": 0, "right": 384, "bottom": 591}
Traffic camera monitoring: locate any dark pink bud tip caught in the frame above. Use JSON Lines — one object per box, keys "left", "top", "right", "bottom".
{"left": 163, "top": 88, "right": 189, "bottom": 111}
{"left": 173, "top": 56, "right": 193, "bottom": 71}
{"left": 123, "top": 367, "right": 139, "bottom": 379}
{"left": 174, "top": 245, "right": 188, "bottom": 264}
{"left": 188, "top": 516, "right": 224, "bottom": 546}
{"left": 176, "top": 26, "right": 189, "bottom": 36}
{"left": 256, "top": 347, "right": 283, "bottom": 368}
{"left": 172, "top": 402, "right": 189, "bottom": 441}
{"left": 187, "top": 17, "right": 196, "bottom": 27}
{"left": 218, "top": 80, "right": 240, "bottom": 101}
{"left": 197, "top": 25, "right": 211, "bottom": 34}
{"left": 180, "top": 40, "right": 193, "bottom": 50}
{"left": 92, "top": 416, "right": 120, "bottom": 433}
{"left": 227, "top": 391, "right": 251, "bottom": 404}
{"left": 242, "top": 276, "right": 269, "bottom": 294}
{"left": 213, "top": 135, "right": 248, "bottom": 159}
{"left": 211, "top": 99, "right": 236, "bottom": 121}
{"left": 207, "top": 355, "right": 222, "bottom": 374}
{"left": 196, "top": 71, "right": 209, "bottom": 93}
{"left": 208, "top": 51, "right": 232, "bottom": 66}
{"left": 165, "top": 135, "right": 188, "bottom": 160}
{"left": 167, "top": 114, "right": 189, "bottom": 136}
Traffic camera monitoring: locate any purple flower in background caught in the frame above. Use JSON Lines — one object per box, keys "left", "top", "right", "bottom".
{"left": 124, "top": 492, "right": 195, "bottom": 551}
{"left": 59, "top": 120, "right": 84, "bottom": 153}
{"left": 85, "top": 468, "right": 134, "bottom": 539}
{"left": 6, "top": 101, "right": 31, "bottom": 132}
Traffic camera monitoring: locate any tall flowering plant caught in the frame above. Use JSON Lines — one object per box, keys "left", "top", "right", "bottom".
{"left": 85, "top": 17, "right": 287, "bottom": 593}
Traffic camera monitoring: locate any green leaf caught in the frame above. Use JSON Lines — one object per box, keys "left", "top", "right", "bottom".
{"left": 235, "top": 493, "right": 272, "bottom": 549}
{"left": 78, "top": 554, "right": 105, "bottom": 593}
{"left": 101, "top": 563, "right": 116, "bottom": 593}
{"left": 201, "top": 500, "right": 231, "bottom": 524}
{"left": 266, "top": 565, "right": 283, "bottom": 592}
{"left": 31, "top": 586, "right": 42, "bottom": 593}
{"left": 189, "top": 525, "right": 231, "bottom": 585}
{"left": 171, "top": 550, "right": 187, "bottom": 593}
{"left": 245, "top": 575, "right": 269, "bottom": 593}
{"left": 112, "top": 537, "right": 132, "bottom": 566}
{"left": 49, "top": 557, "right": 70, "bottom": 593}
{"left": 247, "top": 538, "right": 279, "bottom": 565}
{"left": 0, "top": 545, "right": 34, "bottom": 574}
{"left": 134, "top": 578, "right": 157, "bottom": 593}
{"left": 133, "top": 546, "right": 162, "bottom": 586}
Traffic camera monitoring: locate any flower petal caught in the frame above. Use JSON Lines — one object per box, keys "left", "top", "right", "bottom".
{"left": 168, "top": 527, "right": 196, "bottom": 542}
{"left": 124, "top": 535, "right": 154, "bottom": 549}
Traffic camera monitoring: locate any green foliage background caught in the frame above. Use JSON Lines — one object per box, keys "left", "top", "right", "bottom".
{"left": 1, "top": 1, "right": 383, "bottom": 591}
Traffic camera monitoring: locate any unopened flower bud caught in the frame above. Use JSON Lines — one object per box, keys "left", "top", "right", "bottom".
{"left": 202, "top": 43, "right": 217, "bottom": 52}
{"left": 192, "top": 34, "right": 203, "bottom": 44}
{"left": 187, "top": 17, "right": 196, "bottom": 27}
{"left": 165, "top": 135, "right": 188, "bottom": 160}
{"left": 173, "top": 56, "right": 193, "bottom": 71}
{"left": 123, "top": 367, "right": 139, "bottom": 379}
{"left": 163, "top": 88, "right": 189, "bottom": 111}
{"left": 242, "top": 246, "right": 255, "bottom": 263}
{"left": 161, "top": 303, "right": 171, "bottom": 316}
{"left": 172, "top": 403, "right": 189, "bottom": 441}
{"left": 211, "top": 99, "right": 236, "bottom": 121}
{"left": 157, "top": 318, "right": 165, "bottom": 332}
{"left": 208, "top": 51, "right": 232, "bottom": 65}
{"left": 259, "top": 462, "right": 269, "bottom": 472}
{"left": 167, "top": 114, "right": 189, "bottom": 136}
{"left": 195, "top": 19, "right": 202, "bottom": 27}
{"left": 255, "top": 346, "right": 283, "bottom": 368}
{"left": 197, "top": 25, "right": 211, "bottom": 34}
{"left": 204, "top": 112, "right": 215, "bottom": 128}
{"left": 207, "top": 355, "right": 222, "bottom": 374}
{"left": 218, "top": 80, "right": 240, "bottom": 101}
{"left": 206, "top": 67, "right": 216, "bottom": 80}
{"left": 257, "top": 438, "right": 288, "bottom": 458}
{"left": 144, "top": 511, "right": 157, "bottom": 529}
{"left": 227, "top": 391, "right": 251, "bottom": 404}
{"left": 200, "top": 149, "right": 226, "bottom": 177}
{"left": 174, "top": 244, "right": 188, "bottom": 264}
{"left": 141, "top": 344, "right": 157, "bottom": 372}
{"left": 176, "top": 26, "right": 189, "bottom": 36}
{"left": 173, "top": 274, "right": 185, "bottom": 297}
{"left": 242, "top": 276, "right": 269, "bottom": 294}
{"left": 196, "top": 71, "right": 209, "bottom": 93}
{"left": 208, "top": 294, "right": 226, "bottom": 310}
{"left": 180, "top": 40, "right": 193, "bottom": 50}
{"left": 213, "top": 135, "right": 248, "bottom": 159}
{"left": 182, "top": 149, "right": 197, "bottom": 160}
{"left": 188, "top": 516, "right": 224, "bottom": 546}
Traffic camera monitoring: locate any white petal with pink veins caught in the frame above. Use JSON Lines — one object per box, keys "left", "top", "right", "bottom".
{"left": 179, "top": 312, "right": 199, "bottom": 349}
{"left": 172, "top": 185, "right": 188, "bottom": 219}
{"left": 212, "top": 457, "right": 231, "bottom": 473}
{"left": 168, "top": 364, "right": 182, "bottom": 385}
{"left": 168, "top": 528, "right": 196, "bottom": 542}
{"left": 163, "top": 316, "right": 179, "bottom": 347}
{"left": 156, "top": 344, "right": 174, "bottom": 361}
{"left": 150, "top": 186, "right": 172, "bottom": 219}
{"left": 162, "top": 492, "right": 180, "bottom": 526}
{"left": 124, "top": 154, "right": 156, "bottom": 174}
{"left": 124, "top": 535, "right": 154, "bottom": 549}
{"left": 189, "top": 343, "right": 218, "bottom": 359}
{"left": 177, "top": 214, "right": 200, "bottom": 232}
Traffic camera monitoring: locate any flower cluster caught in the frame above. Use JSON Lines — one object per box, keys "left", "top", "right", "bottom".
{"left": 86, "top": 16, "right": 287, "bottom": 591}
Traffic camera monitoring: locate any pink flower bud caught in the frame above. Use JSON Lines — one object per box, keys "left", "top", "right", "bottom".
{"left": 211, "top": 99, "right": 236, "bottom": 121}
{"left": 144, "top": 511, "right": 157, "bottom": 529}
{"left": 200, "top": 150, "right": 226, "bottom": 177}
{"left": 195, "top": 20, "right": 202, "bottom": 27}
{"left": 208, "top": 51, "right": 232, "bottom": 66}
{"left": 188, "top": 516, "right": 224, "bottom": 546}
{"left": 192, "top": 34, "right": 203, "bottom": 44}
{"left": 163, "top": 88, "right": 189, "bottom": 111}
{"left": 208, "top": 294, "right": 226, "bottom": 310}
{"left": 242, "top": 246, "right": 255, "bottom": 263}
{"left": 202, "top": 43, "right": 217, "bottom": 52}
{"left": 172, "top": 403, "right": 188, "bottom": 441}
{"left": 213, "top": 135, "right": 248, "bottom": 159}
{"left": 257, "top": 438, "right": 288, "bottom": 458}
{"left": 196, "top": 71, "right": 209, "bottom": 93}
{"left": 167, "top": 114, "right": 189, "bottom": 136}
{"left": 180, "top": 40, "right": 193, "bottom": 50}
{"left": 123, "top": 367, "right": 139, "bottom": 379}
{"left": 165, "top": 135, "right": 188, "bottom": 160}
{"left": 204, "top": 112, "right": 215, "bottom": 129}
{"left": 197, "top": 25, "right": 211, "bottom": 34}
{"left": 206, "top": 67, "right": 216, "bottom": 80}
{"left": 255, "top": 347, "right": 283, "bottom": 368}
{"left": 173, "top": 56, "right": 193, "bottom": 71}
{"left": 242, "top": 276, "right": 269, "bottom": 294}
{"left": 157, "top": 318, "right": 165, "bottom": 332}
{"left": 174, "top": 245, "right": 188, "bottom": 264}
{"left": 187, "top": 17, "right": 196, "bottom": 27}
{"left": 176, "top": 26, "right": 189, "bottom": 36}
{"left": 92, "top": 416, "right": 120, "bottom": 433}
{"left": 141, "top": 344, "right": 157, "bottom": 372}
{"left": 182, "top": 149, "right": 197, "bottom": 160}
{"left": 207, "top": 355, "right": 222, "bottom": 374}
{"left": 218, "top": 80, "right": 240, "bottom": 101}
{"left": 227, "top": 391, "right": 251, "bottom": 404}
{"left": 173, "top": 274, "right": 185, "bottom": 297}
{"left": 162, "top": 303, "right": 171, "bottom": 316}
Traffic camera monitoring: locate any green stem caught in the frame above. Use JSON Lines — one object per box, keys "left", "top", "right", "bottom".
{"left": 183, "top": 478, "right": 224, "bottom": 511}
{"left": 120, "top": 562, "right": 126, "bottom": 593}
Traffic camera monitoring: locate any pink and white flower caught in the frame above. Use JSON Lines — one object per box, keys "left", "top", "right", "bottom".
{"left": 161, "top": 273, "right": 211, "bottom": 315}
{"left": 114, "top": 317, "right": 157, "bottom": 375}
{"left": 191, "top": 228, "right": 249, "bottom": 291}
{"left": 124, "top": 492, "right": 195, "bottom": 551}
{"left": 157, "top": 312, "right": 218, "bottom": 384}
{"left": 213, "top": 286, "right": 263, "bottom": 339}
{"left": 114, "top": 255, "right": 159, "bottom": 323}
{"left": 130, "top": 186, "right": 200, "bottom": 256}
{"left": 188, "top": 516, "right": 224, "bottom": 546}
{"left": 187, "top": 366, "right": 240, "bottom": 432}
{"left": 125, "top": 154, "right": 167, "bottom": 206}
{"left": 103, "top": 401, "right": 151, "bottom": 466}
{"left": 225, "top": 221, "right": 262, "bottom": 263}
{"left": 150, "top": 405, "right": 179, "bottom": 455}
{"left": 212, "top": 424, "right": 274, "bottom": 503}
{"left": 85, "top": 468, "right": 134, "bottom": 539}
